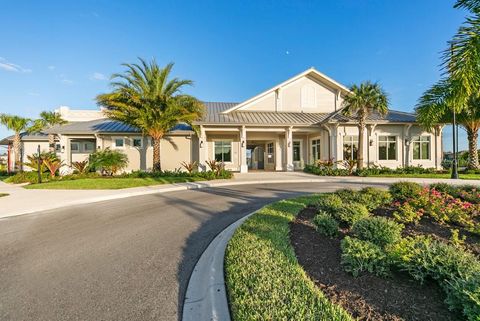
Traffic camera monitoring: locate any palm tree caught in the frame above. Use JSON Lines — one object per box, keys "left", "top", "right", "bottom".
{"left": 32, "top": 111, "right": 67, "bottom": 152}
{"left": 341, "top": 82, "right": 389, "bottom": 169}
{"left": 0, "top": 114, "right": 33, "bottom": 171}
{"left": 416, "top": 78, "right": 480, "bottom": 169}
{"left": 96, "top": 58, "right": 204, "bottom": 172}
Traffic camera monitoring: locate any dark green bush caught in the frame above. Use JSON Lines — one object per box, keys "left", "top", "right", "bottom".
{"left": 315, "top": 194, "right": 343, "bottom": 212}
{"left": 4, "top": 171, "right": 49, "bottom": 184}
{"left": 352, "top": 217, "right": 403, "bottom": 248}
{"left": 389, "top": 182, "right": 423, "bottom": 202}
{"left": 388, "top": 236, "right": 480, "bottom": 320}
{"left": 332, "top": 202, "right": 370, "bottom": 226}
{"left": 334, "top": 188, "right": 357, "bottom": 203}
{"left": 358, "top": 187, "right": 392, "bottom": 210}
{"left": 341, "top": 236, "right": 390, "bottom": 277}
{"left": 313, "top": 211, "right": 339, "bottom": 237}
{"left": 303, "top": 164, "right": 349, "bottom": 176}
{"left": 88, "top": 148, "right": 129, "bottom": 175}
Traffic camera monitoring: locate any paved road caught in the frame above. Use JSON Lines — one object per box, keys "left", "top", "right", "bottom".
{"left": 0, "top": 181, "right": 387, "bottom": 321}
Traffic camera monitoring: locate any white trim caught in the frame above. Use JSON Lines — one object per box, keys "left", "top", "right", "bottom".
{"left": 377, "top": 135, "right": 399, "bottom": 161}
{"left": 70, "top": 142, "right": 80, "bottom": 152}
{"left": 212, "top": 139, "right": 233, "bottom": 164}
{"left": 221, "top": 68, "right": 351, "bottom": 114}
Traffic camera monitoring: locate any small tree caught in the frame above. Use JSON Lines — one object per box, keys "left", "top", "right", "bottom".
{"left": 342, "top": 82, "right": 389, "bottom": 169}
{"left": 0, "top": 114, "right": 33, "bottom": 171}
{"left": 31, "top": 111, "right": 67, "bottom": 152}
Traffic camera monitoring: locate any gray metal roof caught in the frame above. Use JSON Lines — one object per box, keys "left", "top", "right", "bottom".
{"left": 327, "top": 109, "right": 417, "bottom": 123}
{"left": 197, "top": 102, "right": 330, "bottom": 126}
{"left": 0, "top": 132, "right": 49, "bottom": 145}
{"left": 196, "top": 102, "right": 416, "bottom": 126}
{"left": 47, "top": 118, "right": 193, "bottom": 134}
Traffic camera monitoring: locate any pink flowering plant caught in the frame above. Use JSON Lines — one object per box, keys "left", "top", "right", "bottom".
{"left": 392, "top": 186, "right": 479, "bottom": 229}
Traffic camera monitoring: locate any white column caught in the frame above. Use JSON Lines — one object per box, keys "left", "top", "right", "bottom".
{"left": 435, "top": 125, "right": 444, "bottom": 170}
{"left": 275, "top": 137, "right": 282, "bottom": 171}
{"left": 198, "top": 126, "right": 208, "bottom": 172}
{"left": 285, "top": 126, "right": 294, "bottom": 171}
{"left": 239, "top": 126, "right": 248, "bottom": 173}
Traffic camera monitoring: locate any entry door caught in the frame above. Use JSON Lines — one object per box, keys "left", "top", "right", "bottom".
{"left": 256, "top": 146, "right": 265, "bottom": 170}
{"left": 293, "top": 140, "right": 302, "bottom": 169}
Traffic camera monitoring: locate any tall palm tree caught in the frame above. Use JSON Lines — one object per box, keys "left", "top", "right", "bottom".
{"left": 0, "top": 114, "right": 33, "bottom": 171}
{"left": 32, "top": 111, "right": 67, "bottom": 152}
{"left": 341, "top": 82, "right": 389, "bottom": 169}
{"left": 416, "top": 78, "right": 480, "bottom": 169}
{"left": 96, "top": 58, "right": 204, "bottom": 172}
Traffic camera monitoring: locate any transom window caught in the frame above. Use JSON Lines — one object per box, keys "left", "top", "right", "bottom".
{"left": 311, "top": 139, "right": 321, "bottom": 162}
{"left": 412, "top": 136, "right": 430, "bottom": 160}
{"left": 378, "top": 136, "right": 396, "bottom": 160}
{"left": 293, "top": 141, "right": 301, "bottom": 162}
{"left": 84, "top": 142, "right": 95, "bottom": 152}
{"left": 132, "top": 138, "right": 143, "bottom": 148}
{"left": 343, "top": 135, "right": 358, "bottom": 160}
{"left": 214, "top": 141, "right": 232, "bottom": 162}
{"left": 114, "top": 138, "right": 124, "bottom": 148}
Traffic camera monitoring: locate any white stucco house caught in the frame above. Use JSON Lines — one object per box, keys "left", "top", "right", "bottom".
{"left": 0, "top": 68, "right": 444, "bottom": 173}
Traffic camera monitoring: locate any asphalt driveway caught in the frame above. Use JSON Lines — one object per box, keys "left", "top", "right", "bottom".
{"left": 0, "top": 181, "right": 387, "bottom": 321}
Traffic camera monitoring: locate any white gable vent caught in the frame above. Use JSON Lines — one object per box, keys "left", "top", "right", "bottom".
{"left": 301, "top": 85, "right": 316, "bottom": 110}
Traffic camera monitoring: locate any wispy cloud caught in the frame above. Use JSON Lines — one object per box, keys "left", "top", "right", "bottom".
{"left": 0, "top": 57, "right": 32, "bottom": 73}
{"left": 91, "top": 72, "right": 107, "bottom": 80}
{"left": 59, "top": 74, "right": 73, "bottom": 85}
{"left": 48, "top": 65, "right": 55, "bottom": 70}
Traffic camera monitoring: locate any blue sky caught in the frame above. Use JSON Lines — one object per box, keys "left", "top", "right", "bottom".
{"left": 0, "top": 0, "right": 469, "bottom": 152}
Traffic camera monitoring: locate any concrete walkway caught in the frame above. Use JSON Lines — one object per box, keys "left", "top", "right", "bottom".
{"left": 1, "top": 172, "right": 479, "bottom": 219}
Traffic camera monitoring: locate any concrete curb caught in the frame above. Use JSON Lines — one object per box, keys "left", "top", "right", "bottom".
{"left": 182, "top": 211, "right": 254, "bottom": 321}
{"left": 2, "top": 175, "right": 479, "bottom": 219}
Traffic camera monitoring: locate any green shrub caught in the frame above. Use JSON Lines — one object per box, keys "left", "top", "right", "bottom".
{"left": 393, "top": 202, "right": 422, "bottom": 224}
{"left": 316, "top": 194, "right": 343, "bottom": 212}
{"left": 389, "top": 181, "right": 423, "bottom": 202}
{"left": 304, "top": 164, "right": 350, "bottom": 176}
{"left": 334, "top": 188, "right": 357, "bottom": 202}
{"left": 352, "top": 217, "right": 403, "bottom": 248}
{"left": 332, "top": 202, "right": 370, "bottom": 226}
{"left": 341, "top": 236, "right": 390, "bottom": 277}
{"left": 313, "top": 211, "right": 339, "bottom": 237}
{"left": 88, "top": 148, "right": 128, "bottom": 175}
{"left": 4, "top": 171, "right": 49, "bottom": 184}
{"left": 358, "top": 187, "right": 392, "bottom": 209}
{"left": 387, "top": 236, "right": 480, "bottom": 320}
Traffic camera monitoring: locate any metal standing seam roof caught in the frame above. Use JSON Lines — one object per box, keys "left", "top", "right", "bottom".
{"left": 46, "top": 118, "right": 193, "bottom": 134}
{"left": 196, "top": 102, "right": 417, "bottom": 126}
{"left": 0, "top": 132, "right": 50, "bottom": 145}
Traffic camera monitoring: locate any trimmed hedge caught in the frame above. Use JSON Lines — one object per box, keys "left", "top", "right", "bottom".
{"left": 352, "top": 216, "right": 403, "bottom": 248}
{"left": 313, "top": 211, "right": 339, "bottom": 237}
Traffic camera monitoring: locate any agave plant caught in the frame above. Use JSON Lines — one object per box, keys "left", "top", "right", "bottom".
{"left": 205, "top": 159, "right": 224, "bottom": 176}
{"left": 43, "top": 154, "right": 63, "bottom": 178}
{"left": 71, "top": 160, "right": 89, "bottom": 174}
{"left": 181, "top": 161, "right": 198, "bottom": 174}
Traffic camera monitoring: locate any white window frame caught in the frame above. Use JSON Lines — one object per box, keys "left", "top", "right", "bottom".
{"left": 267, "top": 142, "right": 274, "bottom": 164}
{"left": 378, "top": 135, "right": 397, "bottom": 161}
{"left": 412, "top": 135, "right": 431, "bottom": 160}
{"left": 132, "top": 137, "right": 143, "bottom": 149}
{"left": 83, "top": 141, "right": 95, "bottom": 153}
{"left": 113, "top": 137, "right": 125, "bottom": 149}
{"left": 293, "top": 139, "right": 303, "bottom": 163}
{"left": 70, "top": 142, "right": 80, "bottom": 153}
{"left": 311, "top": 138, "right": 321, "bottom": 163}
{"left": 213, "top": 139, "right": 233, "bottom": 164}
{"left": 343, "top": 135, "right": 359, "bottom": 161}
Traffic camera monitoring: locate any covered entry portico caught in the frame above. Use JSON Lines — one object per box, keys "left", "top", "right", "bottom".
{"left": 199, "top": 125, "right": 328, "bottom": 173}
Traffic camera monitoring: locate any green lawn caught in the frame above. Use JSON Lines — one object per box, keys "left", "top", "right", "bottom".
{"left": 225, "top": 195, "right": 353, "bottom": 321}
{"left": 367, "top": 173, "right": 480, "bottom": 180}
{"left": 0, "top": 193, "right": 8, "bottom": 197}
{"left": 24, "top": 176, "right": 206, "bottom": 190}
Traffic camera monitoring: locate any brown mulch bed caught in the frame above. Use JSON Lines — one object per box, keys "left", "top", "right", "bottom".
{"left": 373, "top": 207, "right": 480, "bottom": 256}
{"left": 290, "top": 206, "right": 463, "bottom": 321}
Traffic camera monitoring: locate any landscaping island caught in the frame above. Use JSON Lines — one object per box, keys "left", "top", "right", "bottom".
{"left": 225, "top": 183, "right": 480, "bottom": 321}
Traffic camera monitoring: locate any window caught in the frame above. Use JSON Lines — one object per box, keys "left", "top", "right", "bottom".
{"left": 114, "top": 138, "right": 124, "bottom": 149}
{"left": 293, "top": 141, "right": 301, "bottom": 162}
{"left": 70, "top": 142, "right": 79, "bottom": 152}
{"left": 378, "top": 136, "right": 397, "bottom": 160}
{"left": 55, "top": 144, "right": 61, "bottom": 152}
{"left": 132, "top": 138, "right": 143, "bottom": 148}
{"left": 413, "top": 136, "right": 430, "bottom": 160}
{"left": 343, "top": 135, "right": 358, "bottom": 160}
{"left": 311, "top": 139, "right": 321, "bottom": 162}
{"left": 84, "top": 142, "right": 95, "bottom": 152}
{"left": 214, "top": 141, "right": 232, "bottom": 162}
{"left": 267, "top": 142, "right": 274, "bottom": 164}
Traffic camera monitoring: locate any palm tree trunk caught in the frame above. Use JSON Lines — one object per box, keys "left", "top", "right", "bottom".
{"left": 466, "top": 127, "right": 479, "bottom": 170}
{"left": 48, "top": 134, "right": 55, "bottom": 153}
{"left": 357, "top": 120, "right": 365, "bottom": 170}
{"left": 13, "top": 132, "right": 21, "bottom": 172}
{"left": 153, "top": 137, "right": 162, "bottom": 172}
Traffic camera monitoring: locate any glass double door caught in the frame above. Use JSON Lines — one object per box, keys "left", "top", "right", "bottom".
{"left": 246, "top": 144, "right": 265, "bottom": 170}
